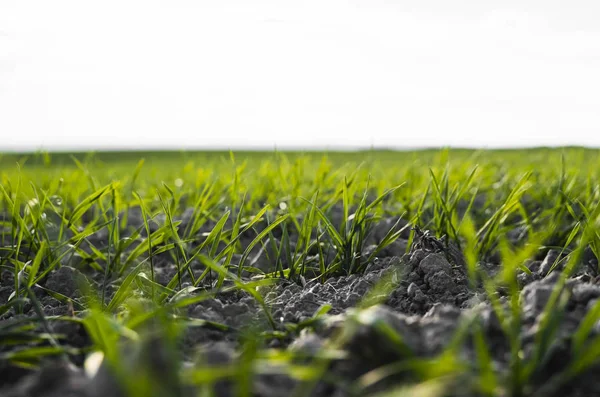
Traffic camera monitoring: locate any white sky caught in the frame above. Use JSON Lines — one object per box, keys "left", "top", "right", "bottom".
{"left": 1, "top": 0, "right": 599, "bottom": 151}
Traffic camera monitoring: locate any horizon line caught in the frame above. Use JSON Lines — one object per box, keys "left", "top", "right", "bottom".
{"left": 1, "top": 144, "right": 599, "bottom": 155}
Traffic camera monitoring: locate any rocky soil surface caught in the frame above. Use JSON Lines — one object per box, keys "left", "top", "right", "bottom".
{"left": 1, "top": 209, "right": 600, "bottom": 397}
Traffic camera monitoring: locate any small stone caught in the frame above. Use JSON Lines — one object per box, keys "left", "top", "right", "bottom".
{"left": 521, "top": 281, "right": 554, "bottom": 314}
{"left": 572, "top": 284, "right": 600, "bottom": 304}
{"left": 419, "top": 254, "right": 452, "bottom": 277}
{"left": 407, "top": 283, "right": 427, "bottom": 304}
{"left": 409, "top": 249, "right": 428, "bottom": 266}
{"left": 527, "top": 260, "right": 543, "bottom": 274}
{"left": 427, "top": 271, "right": 456, "bottom": 293}
{"left": 539, "top": 250, "right": 561, "bottom": 277}
{"left": 517, "top": 272, "right": 535, "bottom": 288}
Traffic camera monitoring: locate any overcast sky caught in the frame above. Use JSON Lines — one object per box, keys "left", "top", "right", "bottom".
{"left": 1, "top": 0, "right": 599, "bottom": 151}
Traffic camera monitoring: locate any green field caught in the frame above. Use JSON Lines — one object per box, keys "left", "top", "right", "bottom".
{"left": 1, "top": 147, "right": 600, "bottom": 397}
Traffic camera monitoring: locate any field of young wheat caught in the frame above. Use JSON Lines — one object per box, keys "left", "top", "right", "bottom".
{"left": 1, "top": 148, "right": 599, "bottom": 397}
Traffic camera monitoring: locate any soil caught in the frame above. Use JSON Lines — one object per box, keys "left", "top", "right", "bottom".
{"left": 1, "top": 207, "right": 600, "bottom": 396}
